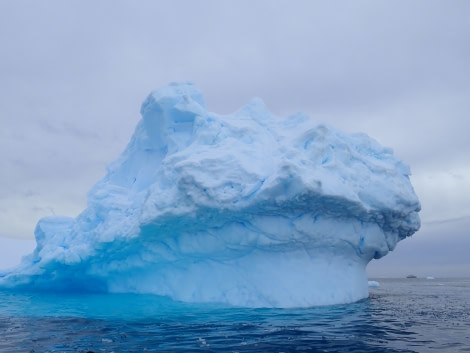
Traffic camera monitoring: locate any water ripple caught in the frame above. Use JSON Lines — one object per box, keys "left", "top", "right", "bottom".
{"left": 0, "top": 278, "right": 469, "bottom": 352}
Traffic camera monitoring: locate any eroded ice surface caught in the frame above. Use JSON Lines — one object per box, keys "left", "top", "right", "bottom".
{"left": 0, "top": 82, "right": 420, "bottom": 307}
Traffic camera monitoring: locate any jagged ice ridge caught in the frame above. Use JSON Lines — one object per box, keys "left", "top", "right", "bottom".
{"left": 0, "top": 82, "right": 421, "bottom": 307}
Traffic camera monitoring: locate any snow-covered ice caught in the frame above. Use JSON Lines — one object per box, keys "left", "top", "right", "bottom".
{"left": 0, "top": 82, "right": 421, "bottom": 307}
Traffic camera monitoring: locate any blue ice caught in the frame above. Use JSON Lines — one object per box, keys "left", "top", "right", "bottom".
{"left": 0, "top": 82, "right": 420, "bottom": 307}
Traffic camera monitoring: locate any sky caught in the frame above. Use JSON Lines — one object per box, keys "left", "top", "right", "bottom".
{"left": 0, "top": 1, "right": 469, "bottom": 277}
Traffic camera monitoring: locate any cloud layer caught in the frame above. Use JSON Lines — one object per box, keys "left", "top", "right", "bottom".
{"left": 1, "top": 1, "right": 469, "bottom": 276}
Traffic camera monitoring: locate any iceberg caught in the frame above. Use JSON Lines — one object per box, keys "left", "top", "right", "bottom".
{"left": 0, "top": 82, "right": 420, "bottom": 307}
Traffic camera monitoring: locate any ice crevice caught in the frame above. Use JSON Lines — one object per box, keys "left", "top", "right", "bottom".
{"left": 0, "top": 82, "right": 420, "bottom": 307}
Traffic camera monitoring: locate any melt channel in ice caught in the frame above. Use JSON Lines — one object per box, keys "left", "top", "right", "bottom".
{"left": 0, "top": 82, "right": 421, "bottom": 307}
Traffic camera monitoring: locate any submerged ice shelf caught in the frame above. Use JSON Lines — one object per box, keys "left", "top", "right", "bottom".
{"left": 0, "top": 82, "right": 420, "bottom": 307}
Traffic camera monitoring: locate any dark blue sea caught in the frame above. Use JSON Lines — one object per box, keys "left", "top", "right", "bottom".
{"left": 0, "top": 278, "right": 469, "bottom": 353}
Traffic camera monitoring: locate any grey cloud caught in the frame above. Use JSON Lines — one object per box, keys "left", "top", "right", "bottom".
{"left": 36, "top": 119, "right": 101, "bottom": 141}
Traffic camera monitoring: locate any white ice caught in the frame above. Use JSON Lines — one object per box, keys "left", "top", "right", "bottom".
{"left": 0, "top": 82, "right": 420, "bottom": 307}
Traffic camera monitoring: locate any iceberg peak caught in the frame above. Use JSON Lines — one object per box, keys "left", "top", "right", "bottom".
{"left": 0, "top": 82, "right": 420, "bottom": 307}
{"left": 139, "top": 81, "right": 206, "bottom": 153}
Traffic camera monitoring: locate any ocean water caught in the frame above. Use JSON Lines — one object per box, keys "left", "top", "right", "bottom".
{"left": 0, "top": 278, "right": 468, "bottom": 353}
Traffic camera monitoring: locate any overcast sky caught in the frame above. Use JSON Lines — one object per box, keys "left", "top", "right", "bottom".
{"left": 0, "top": 1, "right": 469, "bottom": 277}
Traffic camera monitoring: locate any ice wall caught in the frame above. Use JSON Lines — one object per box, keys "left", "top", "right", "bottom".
{"left": 0, "top": 82, "right": 421, "bottom": 307}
